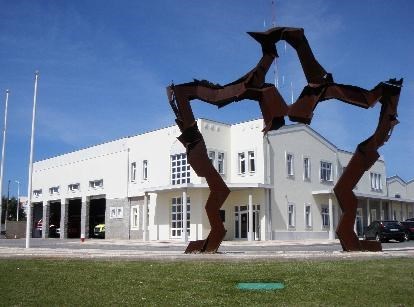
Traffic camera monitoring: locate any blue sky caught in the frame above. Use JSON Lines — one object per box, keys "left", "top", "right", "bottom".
{"left": 0, "top": 0, "right": 413, "bottom": 197}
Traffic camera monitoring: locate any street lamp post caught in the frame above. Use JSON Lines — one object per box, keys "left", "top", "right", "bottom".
{"left": 26, "top": 71, "right": 39, "bottom": 249}
{"left": 15, "top": 180, "right": 20, "bottom": 222}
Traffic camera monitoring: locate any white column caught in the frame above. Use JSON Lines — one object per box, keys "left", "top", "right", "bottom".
{"left": 143, "top": 193, "right": 148, "bottom": 241}
{"left": 182, "top": 190, "right": 188, "bottom": 243}
{"left": 248, "top": 194, "right": 253, "bottom": 241}
{"left": 328, "top": 196, "right": 334, "bottom": 240}
{"left": 0, "top": 90, "right": 9, "bottom": 234}
{"left": 379, "top": 200, "right": 383, "bottom": 220}
{"left": 367, "top": 199, "right": 371, "bottom": 224}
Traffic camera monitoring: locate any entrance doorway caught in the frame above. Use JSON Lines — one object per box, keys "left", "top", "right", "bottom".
{"left": 68, "top": 199, "right": 81, "bottom": 238}
{"left": 49, "top": 201, "right": 61, "bottom": 238}
{"left": 234, "top": 205, "right": 260, "bottom": 240}
{"left": 32, "top": 202, "right": 43, "bottom": 238}
{"left": 89, "top": 198, "right": 106, "bottom": 238}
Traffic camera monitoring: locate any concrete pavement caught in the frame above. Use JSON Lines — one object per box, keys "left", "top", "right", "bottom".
{"left": 0, "top": 238, "right": 413, "bottom": 261}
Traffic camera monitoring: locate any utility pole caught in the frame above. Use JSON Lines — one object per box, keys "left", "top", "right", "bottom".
{"left": 5, "top": 180, "right": 10, "bottom": 231}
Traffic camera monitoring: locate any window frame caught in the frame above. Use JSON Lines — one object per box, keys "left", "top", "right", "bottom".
{"left": 171, "top": 153, "right": 191, "bottom": 185}
{"left": 130, "top": 162, "right": 137, "bottom": 182}
{"left": 217, "top": 152, "right": 225, "bottom": 175}
{"left": 303, "top": 157, "right": 311, "bottom": 181}
{"left": 238, "top": 152, "right": 246, "bottom": 175}
{"left": 287, "top": 203, "right": 296, "bottom": 228}
{"left": 248, "top": 151, "right": 256, "bottom": 173}
{"left": 142, "top": 160, "right": 148, "bottom": 181}
{"left": 305, "top": 204, "right": 312, "bottom": 228}
{"left": 89, "top": 179, "right": 103, "bottom": 189}
{"left": 131, "top": 205, "right": 139, "bottom": 229}
{"left": 286, "top": 153, "right": 294, "bottom": 177}
{"left": 320, "top": 161, "right": 333, "bottom": 182}
{"left": 49, "top": 186, "right": 59, "bottom": 195}
{"left": 171, "top": 196, "right": 191, "bottom": 238}
{"left": 321, "top": 205, "right": 330, "bottom": 229}
{"left": 370, "top": 172, "right": 382, "bottom": 191}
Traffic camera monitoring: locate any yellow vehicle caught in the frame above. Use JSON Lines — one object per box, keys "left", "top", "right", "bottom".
{"left": 93, "top": 224, "right": 105, "bottom": 239}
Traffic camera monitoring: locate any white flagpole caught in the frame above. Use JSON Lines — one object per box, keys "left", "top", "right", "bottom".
{"left": 26, "top": 71, "right": 39, "bottom": 249}
{"left": 0, "top": 89, "right": 10, "bottom": 235}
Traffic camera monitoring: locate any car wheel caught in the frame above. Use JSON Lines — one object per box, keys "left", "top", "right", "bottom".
{"left": 404, "top": 233, "right": 409, "bottom": 242}
{"left": 363, "top": 234, "right": 367, "bottom": 240}
{"left": 375, "top": 234, "right": 381, "bottom": 242}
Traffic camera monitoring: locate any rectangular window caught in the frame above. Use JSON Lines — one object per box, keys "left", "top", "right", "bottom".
{"left": 142, "top": 160, "right": 148, "bottom": 180}
{"left": 286, "top": 153, "right": 294, "bottom": 177}
{"left": 130, "top": 162, "right": 136, "bottom": 182}
{"left": 89, "top": 179, "right": 103, "bottom": 189}
{"left": 171, "top": 153, "right": 191, "bottom": 185}
{"left": 288, "top": 203, "right": 295, "bottom": 228}
{"left": 171, "top": 196, "right": 190, "bottom": 238}
{"left": 322, "top": 205, "right": 330, "bottom": 228}
{"left": 33, "top": 189, "right": 42, "bottom": 197}
{"left": 303, "top": 157, "right": 311, "bottom": 180}
{"left": 110, "top": 206, "right": 123, "bottom": 219}
{"left": 248, "top": 151, "right": 255, "bottom": 173}
{"left": 370, "top": 172, "right": 382, "bottom": 191}
{"left": 238, "top": 152, "right": 246, "bottom": 174}
{"left": 217, "top": 152, "right": 225, "bottom": 174}
{"left": 320, "top": 161, "right": 333, "bottom": 182}
{"left": 131, "top": 206, "right": 139, "bottom": 229}
{"left": 68, "top": 183, "right": 80, "bottom": 192}
{"left": 305, "top": 204, "right": 312, "bottom": 228}
{"left": 49, "top": 186, "right": 59, "bottom": 195}
{"left": 208, "top": 151, "right": 216, "bottom": 167}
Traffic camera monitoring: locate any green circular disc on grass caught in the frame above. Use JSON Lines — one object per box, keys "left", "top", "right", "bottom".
{"left": 236, "top": 282, "right": 285, "bottom": 290}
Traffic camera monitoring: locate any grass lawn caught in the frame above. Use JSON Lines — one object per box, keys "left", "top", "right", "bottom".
{"left": 0, "top": 258, "right": 413, "bottom": 306}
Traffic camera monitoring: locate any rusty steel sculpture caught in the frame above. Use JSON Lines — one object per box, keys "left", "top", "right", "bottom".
{"left": 166, "top": 27, "right": 402, "bottom": 253}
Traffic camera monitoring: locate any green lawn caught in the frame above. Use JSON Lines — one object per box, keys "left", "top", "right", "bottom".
{"left": 0, "top": 258, "right": 413, "bottom": 306}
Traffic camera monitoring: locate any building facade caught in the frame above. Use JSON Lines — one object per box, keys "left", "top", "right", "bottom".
{"left": 31, "top": 118, "right": 414, "bottom": 241}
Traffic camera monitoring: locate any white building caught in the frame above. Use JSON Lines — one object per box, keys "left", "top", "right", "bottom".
{"left": 31, "top": 118, "right": 414, "bottom": 241}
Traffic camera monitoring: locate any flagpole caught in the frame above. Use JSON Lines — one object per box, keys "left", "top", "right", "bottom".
{"left": 0, "top": 89, "right": 10, "bottom": 235}
{"left": 26, "top": 71, "right": 39, "bottom": 249}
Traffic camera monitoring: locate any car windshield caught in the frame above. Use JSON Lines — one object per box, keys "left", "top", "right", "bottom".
{"left": 382, "top": 221, "right": 401, "bottom": 228}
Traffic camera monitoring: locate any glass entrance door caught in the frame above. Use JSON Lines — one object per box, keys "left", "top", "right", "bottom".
{"left": 234, "top": 205, "right": 260, "bottom": 240}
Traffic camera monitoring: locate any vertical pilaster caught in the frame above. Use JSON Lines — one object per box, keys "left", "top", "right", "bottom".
{"left": 328, "top": 196, "right": 334, "bottom": 240}
{"left": 367, "top": 199, "right": 371, "bottom": 225}
{"left": 182, "top": 190, "right": 188, "bottom": 243}
{"left": 143, "top": 193, "right": 148, "bottom": 241}
{"left": 81, "top": 196, "right": 89, "bottom": 239}
{"left": 42, "top": 201, "right": 50, "bottom": 239}
{"left": 60, "top": 199, "right": 68, "bottom": 239}
{"left": 248, "top": 193, "right": 253, "bottom": 241}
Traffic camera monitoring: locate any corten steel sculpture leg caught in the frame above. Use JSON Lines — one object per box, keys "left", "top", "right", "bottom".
{"left": 167, "top": 26, "right": 402, "bottom": 253}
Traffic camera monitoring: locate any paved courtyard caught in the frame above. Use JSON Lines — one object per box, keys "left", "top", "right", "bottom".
{"left": 0, "top": 238, "right": 413, "bottom": 260}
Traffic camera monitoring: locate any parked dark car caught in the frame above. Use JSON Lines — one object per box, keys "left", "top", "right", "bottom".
{"left": 401, "top": 221, "right": 414, "bottom": 241}
{"left": 363, "top": 220, "right": 406, "bottom": 242}
{"left": 406, "top": 218, "right": 414, "bottom": 222}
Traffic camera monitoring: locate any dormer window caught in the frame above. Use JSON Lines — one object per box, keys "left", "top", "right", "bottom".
{"left": 68, "top": 183, "right": 80, "bottom": 192}
{"left": 89, "top": 179, "right": 103, "bottom": 189}
{"left": 370, "top": 172, "right": 382, "bottom": 191}
{"left": 49, "top": 186, "right": 59, "bottom": 195}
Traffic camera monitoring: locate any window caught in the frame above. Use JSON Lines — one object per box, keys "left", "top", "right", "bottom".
{"left": 171, "top": 196, "right": 190, "bottom": 238}
{"left": 288, "top": 203, "right": 295, "bottom": 228}
{"left": 286, "top": 153, "right": 294, "bottom": 177}
{"left": 110, "top": 206, "right": 123, "bottom": 219}
{"left": 305, "top": 204, "right": 312, "bottom": 228}
{"left": 303, "top": 157, "right": 311, "bottom": 180}
{"left": 370, "top": 172, "right": 382, "bottom": 191}
{"left": 130, "top": 162, "right": 136, "bottom": 182}
{"left": 217, "top": 152, "right": 224, "bottom": 174}
{"left": 142, "top": 160, "right": 148, "bottom": 180}
{"left": 89, "top": 179, "right": 103, "bottom": 189}
{"left": 248, "top": 151, "right": 255, "bottom": 173}
{"left": 131, "top": 206, "right": 139, "bottom": 229}
{"left": 33, "top": 189, "right": 42, "bottom": 197}
{"left": 171, "top": 153, "right": 190, "bottom": 185}
{"left": 208, "top": 151, "right": 216, "bottom": 166}
{"left": 322, "top": 205, "right": 329, "bottom": 228}
{"left": 320, "top": 161, "right": 333, "bottom": 182}
{"left": 238, "top": 152, "right": 246, "bottom": 174}
{"left": 49, "top": 186, "right": 59, "bottom": 195}
{"left": 68, "top": 183, "right": 80, "bottom": 192}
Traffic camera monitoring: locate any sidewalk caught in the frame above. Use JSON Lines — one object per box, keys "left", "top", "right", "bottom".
{"left": 0, "top": 238, "right": 413, "bottom": 260}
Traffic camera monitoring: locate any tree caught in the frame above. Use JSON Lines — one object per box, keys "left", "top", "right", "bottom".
{"left": 1, "top": 196, "right": 26, "bottom": 222}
